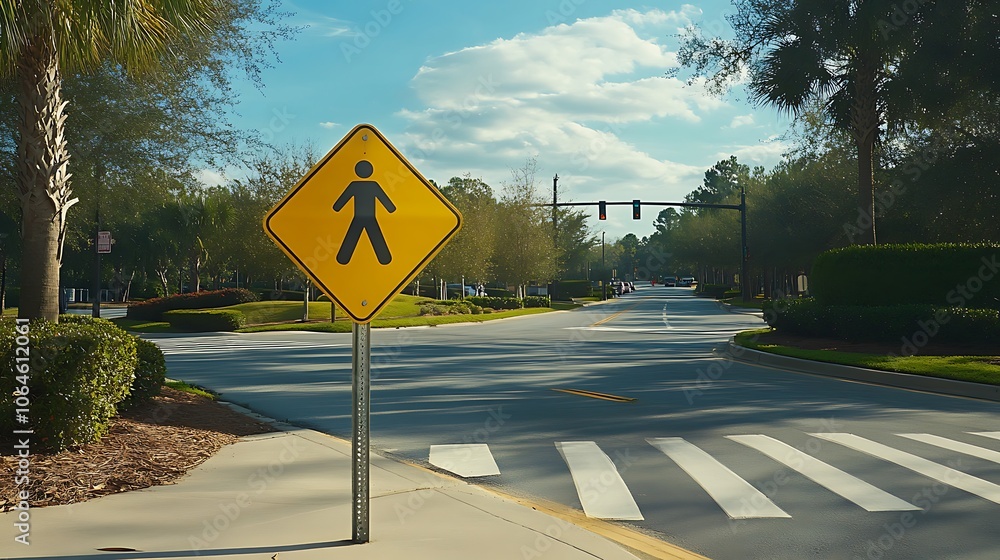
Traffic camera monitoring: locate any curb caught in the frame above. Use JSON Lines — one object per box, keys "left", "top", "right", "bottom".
{"left": 720, "top": 341, "right": 1000, "bottom": 403}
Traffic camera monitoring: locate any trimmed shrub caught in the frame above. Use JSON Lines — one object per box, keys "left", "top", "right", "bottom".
{"left": 466, "top": 296, "right": 522, "bottom": 310}
{"left": 485, "top": 287, "right": 515, "bottom": 298}
{"left": 811, "top": 243, "right": 1000, "bottom": 309}
{"left": 0, "top": 318, "right": 137, "bottom": 451}
{"left": 120, "top": 338, "right": 166, "bottom": 410}
{"left": 552, "top": 280, "right": 590, "bottom": 300}
{"left": 127, "top": 288, "right": 258, "bottom": 321}
{"left": 764, "top": 298, "right": 1000, "bottom": 344}
{"left": 163, "top": 309, "right": 246, "bottom": 331}
{"left": 523, "top": 296, "right": 551, "bottom": 308}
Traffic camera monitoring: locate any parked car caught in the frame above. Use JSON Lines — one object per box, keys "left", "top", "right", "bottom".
{"left": 679, "top": 277, "right": 696, "bottom": 287}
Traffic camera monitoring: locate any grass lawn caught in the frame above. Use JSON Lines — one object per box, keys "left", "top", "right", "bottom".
{"left": 238, "top": 307, "right": 551, "bottom": 333}
{"left": 735, "top": 328, "right": 1000, "bottom": 386}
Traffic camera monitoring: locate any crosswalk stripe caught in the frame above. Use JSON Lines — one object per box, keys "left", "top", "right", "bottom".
{"left": 647, "top": 437, "right": 790, "bottom": 519}
{"left": 429, "top": 444, "right": 501, "bottom": 477}
{"left": 727, "top": 435, "right": 919, "bottom": 512}
{"left": 812, "top": 433, "right": 1000, "bottom": 505}
{"left": 970, "top": 432, "right": 1000, "bottom": 442}
{"left": 899, "top": 434, "right": 1000, "bottom": 464}
{"left": 555, "top": 441, "right": 643, "bottom": 520}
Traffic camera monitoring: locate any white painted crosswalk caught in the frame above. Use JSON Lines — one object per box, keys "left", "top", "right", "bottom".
{"left": 424, "top": 431, "right": 1000, "bottom": 522}
{"left": 727, "top": 434, "right": 919, "bottom": 512}
{"left": 648, "top": 437, "right": 790, "bottom": 519}
{"left": 812, "top": 433, "right": 1000, "bottom": 506}
{"left": 429, "top": 444, "right": 501, "bottom": 477}
{"left": 556, "top": 441, "right": 644, "bottom": 520}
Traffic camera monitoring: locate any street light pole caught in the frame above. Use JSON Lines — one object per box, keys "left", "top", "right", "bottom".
{"left": 740, "top": 182, "right": 749, "bottom": 302}
{"left": 601, "top": 231, "right": 606, "bottom": 301}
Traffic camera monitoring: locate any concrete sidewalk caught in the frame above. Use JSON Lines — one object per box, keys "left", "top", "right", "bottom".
{"left": 2, "top": 412, "right": 703, "bottom": 560}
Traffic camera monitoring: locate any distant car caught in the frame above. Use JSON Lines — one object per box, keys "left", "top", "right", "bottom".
{"left": 679, "top": 277, "right": 696, "bottom": 287}
{"left": 662, "top": 276, "right": 678, "bottom": 287}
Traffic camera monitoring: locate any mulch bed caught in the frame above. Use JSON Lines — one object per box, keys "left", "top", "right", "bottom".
{"left": 750, "top": 330, "right": 999, "bottom": 357}
{"left": 0, "top": 387, "right": 276, "bottom": 512}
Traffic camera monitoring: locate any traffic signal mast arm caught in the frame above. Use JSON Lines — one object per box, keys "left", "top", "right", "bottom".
{"left": 536, "top": 201, "right": 742, "bottom": 210}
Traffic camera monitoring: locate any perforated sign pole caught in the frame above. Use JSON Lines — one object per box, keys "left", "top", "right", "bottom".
{"left": 351, "top": 322, "right": 371, "bottom": 543}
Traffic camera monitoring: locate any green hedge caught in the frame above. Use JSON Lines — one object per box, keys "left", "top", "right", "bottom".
{"left": 252, "top": 289, "right": 308, "bottom": 301}
{"left": 696, "top": 284, "right": 732, "bottom": 299}
{"left": 552, "top": 280, "right": 590, "bottom": 300}
{"left": 764, "top": 298, "right": 1000, "bottom": 344}
{"left": 466, "top": 296, "right": 522, "bottom": 310}
{"left": 127, "top": 288, "right": 258, "bottom": 320}
{"left": 811, "top": 243, "right": 1000, "bottom": 309}
{"left": 162, "top": 309, "right": 246, "bottom": 331}
{"left": 0, "top": 318, "right": 137, "bottom": 451}
{"left": 485, "top": 287, "right": 514, "bottom": 298}
{"left": 120, "top": 338, "right": 166, "bottom": 410}
{"left": 523, "top": 296, "right": 551, "bottom": 308}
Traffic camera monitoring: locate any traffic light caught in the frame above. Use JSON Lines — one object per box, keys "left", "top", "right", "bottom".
{"left": 632, "top": 199, "right": 641, "bottom": 220}
{"left": 598, "top": 201, "right": 607, "bottom": 220}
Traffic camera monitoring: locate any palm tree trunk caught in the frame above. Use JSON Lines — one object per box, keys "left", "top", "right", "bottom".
{"left": 851, "top": 58, "right": 880, "bottom": 246}
{"left": 16, "top": 35, "right": 77, "bottom": 321}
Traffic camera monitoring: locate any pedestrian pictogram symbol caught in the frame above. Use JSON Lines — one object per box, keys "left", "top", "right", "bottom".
{"left": 263, "top": 124, "right": 463, "bottom": 323}
{"left": 334, "top": 160, "right": 396, "bottom": 265}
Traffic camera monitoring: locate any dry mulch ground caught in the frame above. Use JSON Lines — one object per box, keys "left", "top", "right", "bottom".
{"left": 0, "top": 387, "right": 276, "bottom": 512}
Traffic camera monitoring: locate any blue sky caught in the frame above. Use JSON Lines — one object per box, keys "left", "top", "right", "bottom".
{"left": 222, "top": 0, "right": 792, "bottom": 240}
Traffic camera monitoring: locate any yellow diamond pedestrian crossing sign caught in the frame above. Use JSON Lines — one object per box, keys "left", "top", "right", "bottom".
{"left": 263, "top": 124, "right": 462, "bottom": 323}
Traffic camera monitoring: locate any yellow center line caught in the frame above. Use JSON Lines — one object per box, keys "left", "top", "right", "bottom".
{"left": 552, "top": 388, "right": 637, "bottom": 403}
{"left": 590, "top": 301, "right": 642, "bottom": 326}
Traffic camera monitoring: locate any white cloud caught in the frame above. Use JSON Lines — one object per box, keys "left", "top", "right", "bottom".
{"left": 728, "top": 114, "right": 755, "bottom": 128}
{"left": 397, "top": 10, "right": 727, "bottom": 203}
{"left": 319, "top": 121, "right": 340, "bottom": 129}
{"left": 195, "top": 169, "right": 227, "bottom": 187}
{"left": 719, "top": 139, "right": 790, "bottom": 167}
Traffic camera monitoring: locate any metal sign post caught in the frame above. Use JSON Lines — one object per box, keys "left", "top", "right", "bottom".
{"left": 351, "top": 322, "right": 371, "bottom": 543}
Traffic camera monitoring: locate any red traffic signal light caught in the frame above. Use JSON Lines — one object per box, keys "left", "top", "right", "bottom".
{"left": 599, "top": 201, "right": 607, "bottom": 220}
{"left": 632, "top": 199, "right": 640, "bottom": 220}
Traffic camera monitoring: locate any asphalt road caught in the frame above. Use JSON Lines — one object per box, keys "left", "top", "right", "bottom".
{"left": 149, "top": 286, "right": 1000, "bottom": 560}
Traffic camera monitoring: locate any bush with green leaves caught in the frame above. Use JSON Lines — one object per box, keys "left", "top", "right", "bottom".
{"left": 120, "top": 338, "right": 166, "bottom": 410}
{"left": 523, "top": 296, "right": 551, "bottom": 308}
{"left": 764, "top": 298, "right": 1000, "bottom": 344}
{"left": 162, "top": 309, "right": 246, "bottom": 331}
{"left": 552, "top": 280, "right": 590, "bottom": 300}
{"left": 811, "top": 243, "right": 1000, "bottom": 309}
{"left": 126, "top": 288, "right": 258, "bottom": 321}
{"left": 0, "top": 318, "right": 137, "bottom": 451}
{"left": 466, "top": 296, "right": 522, "bottom": 310}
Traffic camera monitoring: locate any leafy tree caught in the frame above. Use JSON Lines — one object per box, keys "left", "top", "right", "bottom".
{"left": 0, "top": 1, "right": 220, "bottom": 320}
{"left": 433, "top": 175, "right": 497, "bottom": 283}
{"left": 492, "top": 159, "right": 556, "bottom": 294}
{"left": 684, "top": 156, "right": 750, "bottom": 209}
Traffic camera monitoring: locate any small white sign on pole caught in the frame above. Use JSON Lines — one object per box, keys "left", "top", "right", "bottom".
{"left": 97, "top": 231, "right": 112, "bottom": 254}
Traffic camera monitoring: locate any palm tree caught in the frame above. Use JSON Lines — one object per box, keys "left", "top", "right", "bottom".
{"left": 746, "top": 0, "right": 905, "bottom": 246}
{"left": 1, "top": 1, "right": 217, "bottom": 320}
{"left": 679, "top": 0, "right": 925, "bottom": 246}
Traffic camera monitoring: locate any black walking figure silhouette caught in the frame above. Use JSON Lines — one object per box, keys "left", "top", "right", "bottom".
{"left": 333, "top": 160, "right": 396, "bottom": 265}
